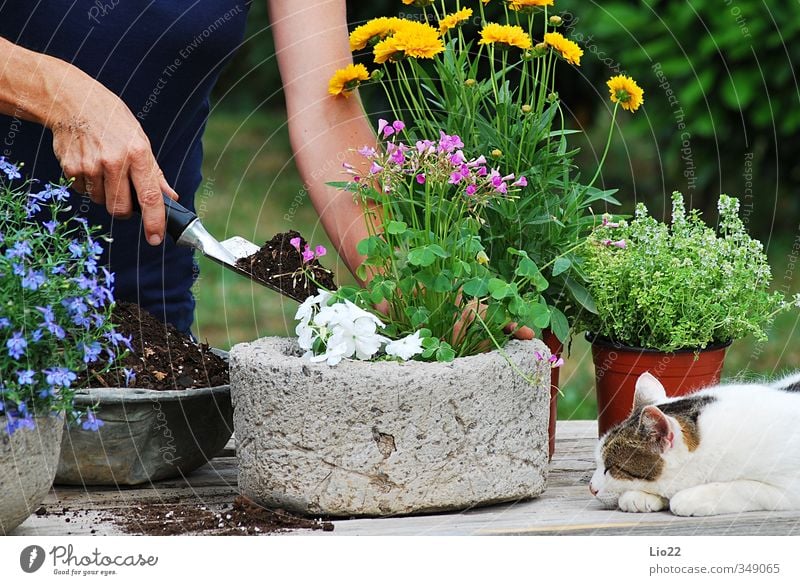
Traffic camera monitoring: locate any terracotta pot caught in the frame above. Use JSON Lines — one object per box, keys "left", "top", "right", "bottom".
{"left": 541, "top": 330, "right": 562, "bottom": 461}
{"left": 588, "top": 334, "right": 730, "bottom": 436}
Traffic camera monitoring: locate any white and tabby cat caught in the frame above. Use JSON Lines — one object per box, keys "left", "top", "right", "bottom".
{"left": 589, "top": 371, "right": 800, "bottom": 516}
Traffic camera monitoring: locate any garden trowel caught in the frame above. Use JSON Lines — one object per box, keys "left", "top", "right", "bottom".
{"left": 138, "top": 194, "right": 305, "bottom": 302}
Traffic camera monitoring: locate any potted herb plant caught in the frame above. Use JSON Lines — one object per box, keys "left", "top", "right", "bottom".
{"left": 230, "top": 123, "right": 554, "bottom": 517}
{"left": 578, "top": 192, "right": 794, "bottom": 435}
{"left": 332, "top": 0, "right": 644, "bottom": 456}
{"left": 0, "top": 162, "right": 119, "bottom": 534}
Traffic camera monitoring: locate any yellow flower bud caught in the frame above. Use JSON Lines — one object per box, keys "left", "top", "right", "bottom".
{"left": 491, "top": 148, "right": 503, "bottom": 159}
{"left": 547, "top": 91, "right": 559, "bottom": 103}
{"left": 476, "top": 251, "right": 489, "bottom": 265}
{"left": 464, "top": 78, "right": 477, "bottom": 87}
{"left": 521, "top": 104, "right": 532, "bottom": 114}
{"left": 549, "top": 15, "right": 563, "bottom": 27}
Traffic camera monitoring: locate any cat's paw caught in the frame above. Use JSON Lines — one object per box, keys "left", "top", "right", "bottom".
{"left": 618, "top": 490, "right": 668, "bottom": 513}
{"left": 669, "top": 488, "right": 718, "bottom": 517}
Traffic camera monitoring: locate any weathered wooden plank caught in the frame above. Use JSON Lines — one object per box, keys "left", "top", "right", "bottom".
{"left": 14, "top": 421, "right": 800, "bottom": 536}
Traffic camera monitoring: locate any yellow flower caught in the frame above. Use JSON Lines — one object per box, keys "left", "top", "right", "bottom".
{"left": 508, "top": 0, "right": 554, "bottom": 11}
{"left": 544, "top": 31, "right": 583, "bottom": 66}
{"left": 478, "top": 23, "right": 532, "bottom": 51}
{"left": 374, "top": 21, "right": 445, "bottom": 64}
{"left": 438, "top": 8, "right": 473, "bottom": 35}
{"left": 328, "top": 63, "right": 371, "bottom": 97}
{"left": 349, "top": 17, "right": 407, "bottom": 51}
{"left": 607, "top": 75, "right": 644, "bottom": 112}
{"left": 402, "top": 0, "right": 434, "bottom": 5}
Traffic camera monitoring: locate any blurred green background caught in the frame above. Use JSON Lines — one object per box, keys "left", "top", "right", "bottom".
{"left": 194, "top": 0, "right": 800, "bottom": 420}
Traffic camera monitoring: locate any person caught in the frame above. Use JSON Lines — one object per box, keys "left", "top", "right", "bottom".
{"left": 0, "top": 1, "right": 372, "bottom": 334}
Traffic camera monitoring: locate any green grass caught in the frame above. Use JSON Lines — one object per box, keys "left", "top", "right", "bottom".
{"left": 195, "top": 108, "right": 800, "bottom": 420}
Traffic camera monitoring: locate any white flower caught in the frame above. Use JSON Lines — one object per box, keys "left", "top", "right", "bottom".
{"left": 295, "top": 321, "right": 316, "bottom": 350}
{"left": 313, "top": 289, "right": 334, "bottom": 307}
{"left": 385, "top": 331, "right": 425, "bottom": 360}
{"left": 295, "top": 295, "right": 317, "bottom": 323}
{"left": 310, "top": 340, "right": 349, "bottom": 366}
{"left": 328, "top": 316, "right": 387, "bottom": 360}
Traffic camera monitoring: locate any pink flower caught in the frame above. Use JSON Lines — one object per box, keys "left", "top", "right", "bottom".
{"left": 512, "top": 176, "right": 528, "bottom": 187}
{"left": 416, "top": 140, "right": 434, "bottom": 154}
{"left": 449, "top": 171, "right": 464, "bottom": 185}
{"left": 289, "top": 237, "right": 302, "bottom": 251}
{"left": 601, "top": 239, "right": 612, "bottom": 246}
{"left": 602, "top": 217, "right": 620, "bottom": 228}
{"left": 392, "top": 120, "right": 405, "bottom": 133}
{"left": 465, "top": 184, "right": 477, "bottom": 196}
{"left": 390, "top": 148, "right": 405, "bottom": 165}
{"left": 467, "top": 155, "right": 486, "bottom": 167}
{"left": 534, "top": 351, "right": 545, "bottom": 361}
{"left": 377, "top": 118, "right": 394, "bottom": 138}
{"left": 301, "top": 245, "right": 315, "bottom": 263}
{"left": 550, "top": 356, "right": 564, "bottom": 368}
{"left": 369, "top": 162, "right": 384, "bottom": 175}
{"left": 416, "top": 174, "right": 426, "bottom": 184}
{"left": 611, "top": 240, "right": 627, "bottom": 249}
{"left": 449, "top": 150, "right": 466, "bottom": 166}
{"left": 358, "top": 145, "right": 376, "bottom": 157}
{"left": 315, "top": 245, "right": 327, "bottom": 258}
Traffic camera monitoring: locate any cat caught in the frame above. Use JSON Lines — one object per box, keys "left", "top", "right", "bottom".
{"left": 589, "top": 371, "right": 800, "bottom": 516}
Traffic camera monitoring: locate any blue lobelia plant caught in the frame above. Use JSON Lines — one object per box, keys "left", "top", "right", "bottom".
{"left": 0, "top": 159, "right": 128, "bottom": 435}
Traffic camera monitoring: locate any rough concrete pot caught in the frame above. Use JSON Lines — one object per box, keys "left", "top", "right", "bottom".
{"left": 55, "top": 385, "right": 233, "bottom": 486}
{"left": 0, "top": 415, "right": 64, "bottom": 535}
{"left": 230, "top": 338, "right": 551, "bottom": 517}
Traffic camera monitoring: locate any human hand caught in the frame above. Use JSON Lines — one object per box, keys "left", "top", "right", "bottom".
{"left": 50, "top": 73, "right": 178, "bottom": 245}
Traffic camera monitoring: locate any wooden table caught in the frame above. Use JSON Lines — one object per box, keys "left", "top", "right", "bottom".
{"left": 15, "top": 421, "right": 800, "bottom": 536}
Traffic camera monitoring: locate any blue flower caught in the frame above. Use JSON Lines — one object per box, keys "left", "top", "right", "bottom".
{"left": 21, "top": 269, "right": 46, "bottom": 291}
{"left": 43, "top": 220, "right": 59, "bottom": 234}
{"left": 37, "top": 305, "right": 66, "bottom": 339}
{"left": 123, "top": 367, "right": 136, "bottom": 387}
{"left": 16, "top": 369, "right": 35, "bottom": 385}
{"left": 68, "top": 240, "right": 84, "bottom": 259}
{"left": 81, "top": 411, "right": 104, "bottom": 432}
{"left": 87, "top": 239, "right": 104, "bottom": 257}
{"left": 85, "top": 257, "right": 98, "bottom": 274}
{"left": 80, "top": 341, "right": 103, "bottom": 364}
{"left": 44, "top": 367, "right": 77, "bottom": 389}
{"left": 6, "top": 241, "right": 31, "bottom": 259}
{"left": 0, "top": 157, "right": 21, "bottom": 180}
{"left": 6, "top": 331, "right": 27, "bottom": 359}
{"left": 105, "top": 329, "right": 132, "bottom": 350}
{"left": 30, "top": 329, "right": 44, "bottom": 342}
{"left": 0, "top": 317, "right": 10, "bottom": 329}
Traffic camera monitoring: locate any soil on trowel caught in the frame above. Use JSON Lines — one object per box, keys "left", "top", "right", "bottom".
{"left": 81, "top": 302, "right": 229, "bottom": 391}
{"left": 112, "top": 495, "right": 334, "bottom": 535}
{"left": 235, "top": 230, "right": 336, "bottom": 302}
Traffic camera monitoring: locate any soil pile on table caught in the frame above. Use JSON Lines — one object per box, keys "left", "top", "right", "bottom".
{"left": 114, "top": 495, "right": 334, "bottom": 535}
{"left": 235, "top": 230, "right": 336, "bottom": 302}
{"left": 82, "top": 302, "right": 229, "bottom": 390}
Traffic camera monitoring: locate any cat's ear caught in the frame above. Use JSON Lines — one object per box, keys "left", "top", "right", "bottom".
{"left": 639, "top": 405, "right": 674, "bottom": 453}
{"left": 633, "top": 371, "right": 667, "bottom": 410}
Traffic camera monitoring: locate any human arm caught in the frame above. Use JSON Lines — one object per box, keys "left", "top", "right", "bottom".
{"left": 267, "top": 0, "right": 375, "bottom": 280}
{"left": 0, "top": 36, "right": 175, "bottom": 244}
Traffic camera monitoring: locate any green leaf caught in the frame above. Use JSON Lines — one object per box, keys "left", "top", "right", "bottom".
{"left": 386, "top": 220, "right": 408, "bottom": 235}
{"left": 565, "top": 277, "right": 597, "bottom": 314}
{"left": 515, "top": 256, "right": 540, "bottom": 278}
{"left": 528, "top": 302, "right": 551, "bottom": 329}
{"left": 549, "top": 307, "right": 570, "bottom": 344}
{"left": 428, "top": 244, "right": 450, "bottom": 258}
{"left": 462, "top": 276, "right": 490, "bottom": 297}
{"left": 552, "top": 257, "right": 571, "bottom": 277}
{"left": 407, "top": 247, "right": 437, "bottom": 267}
{"left": 432, "top": 273, "right": 453, "bottom": 293}
{"left": 406, "top": 306, "right": 431, "bottom": 328}
{"left": 487, "top": 278, "right": 510, "bottom": 300}
{"left": 436, "top": 344, "right": 456, "bottom": 362}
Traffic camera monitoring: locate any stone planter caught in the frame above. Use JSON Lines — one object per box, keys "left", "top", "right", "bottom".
{"left": 56, "top": 385, "right": 233, "bottom": 486}
{"left": 230, "top": 337, "right": 551, "bottom": 517}
{"left": 1, "top": 415, "right": 64, "bottom": 535}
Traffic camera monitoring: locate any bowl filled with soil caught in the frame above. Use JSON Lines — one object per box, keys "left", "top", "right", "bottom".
{"left": 55, "top": 302, "right": 233, "bottom": 486}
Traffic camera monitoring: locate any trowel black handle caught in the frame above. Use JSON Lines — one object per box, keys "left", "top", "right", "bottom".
{"left": 131, "top": 193, "right": 198, "bottom": 242}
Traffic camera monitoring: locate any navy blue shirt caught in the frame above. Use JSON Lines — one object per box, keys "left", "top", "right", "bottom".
{"left": 0, "top": 1, "right": 250, "bottom": 332}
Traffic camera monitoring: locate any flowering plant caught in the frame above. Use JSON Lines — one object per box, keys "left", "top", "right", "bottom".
{"left": 322, "top": 121, "right": 550, "bottom": 363}
{"left": 577, "top": 192, "right": 794, "bottom": 351}
{"left": 0, "top": 161, "right": 126, "bottom": 434}
{"left": 329, "top": 0, "right": 644, "bottom": 343}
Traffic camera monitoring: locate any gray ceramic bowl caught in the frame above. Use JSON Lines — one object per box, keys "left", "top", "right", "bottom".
{"left": 55, "top": 384, "right": 233, "bottom": 486}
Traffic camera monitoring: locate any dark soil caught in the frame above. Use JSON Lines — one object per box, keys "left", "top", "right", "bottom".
{"left": 81, "top": 302, "right": 229, "bottom": 391}
{"left": 236, "top": 230, "right": 336, "bottom": 302}
{"left": 111, "top": 495, "right": 334, "bottom": 536}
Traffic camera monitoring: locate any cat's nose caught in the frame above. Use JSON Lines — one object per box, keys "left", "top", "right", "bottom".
{"left": 589, "top": 483, "right": 598, "bottom": 496}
